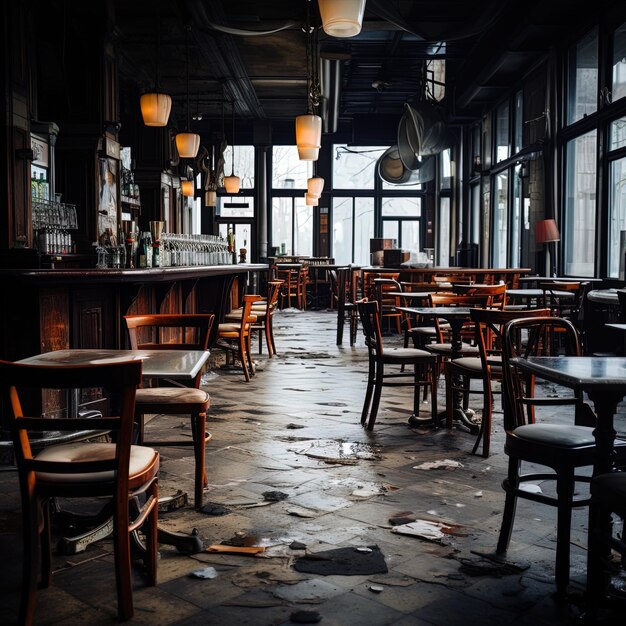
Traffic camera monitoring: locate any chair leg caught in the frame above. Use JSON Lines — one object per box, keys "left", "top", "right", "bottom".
{"left": 246, "top": 333, "right": 255, "bottom": 376}
{"left": 191, "top": 412, "right": 207, "bottom": 509}
{"left": 497, "top": 457, "right": 521, "bottom": 554}
{"left": 430, "top": 365, "right": 438, "bottom": 426}
{"left": 554, "top": 470, "right": 575, "bottom": 597}
{"left": 412, "top": 363, "right": 420, "bottom": 417}
{"left": 471, "top": 384, "right": 492, "bottom": 458}
{"left": 445, "top": 364, "right": 454, "bottom": 429}
{"left": 238, "top": 336, "right": 250, "bottom": 382}
{"left": 268, "top": 317, "right": 277, "bottom": 356}
{"left": 113, "top": 498, "right": 134, "bottom": 621}
{"left": 144, "top": 481, "right": 159, "bottom": 587}
{"left": 19, "top": 494, "right": 40, "bottom": 626}
{"left": 40, "top": 499, "right": 52, "bottom": 588}
{"left": 361, "top": 358, "right": 376, "bottom": 426}
{"left": 367, "top": 363, "right": 384, "bottom": 430}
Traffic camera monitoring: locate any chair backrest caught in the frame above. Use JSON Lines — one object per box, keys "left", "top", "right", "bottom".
{"left": 429, "top": 293, "right": 490, "bottom": 307}
{"left": 265, "top": 281, "right": 283, "bottom": 313}
{"left": 372, "top": 278, "right": 402, "bottom": 314}
{"left": 0, "top": 360, "right": 142, "bottom": 495}
{"left": 124, "top": 314, "right": 214, "bottom": 351}
{"left": 357, "top": 299, "right": 383, "bottom": 357}
{"left": 453, "top": 283, "right": 507, "bottom": 309}
{"left": 501, "top": 316, "right": 582, "bottom": 431}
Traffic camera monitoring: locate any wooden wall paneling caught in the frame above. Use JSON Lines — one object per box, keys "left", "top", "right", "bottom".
{"left": 71, "top": 287, "right": 114, "bottom": 350}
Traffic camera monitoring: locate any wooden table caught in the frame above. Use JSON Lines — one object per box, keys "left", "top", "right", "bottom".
{"left": 398, "top": 306, "right": 477, "bottom": 431}
{"left": 506, "top": 288, "right": 574, "bottom": 309}
{"left": 509, "top": 355, "right": 626, "bottom": 600}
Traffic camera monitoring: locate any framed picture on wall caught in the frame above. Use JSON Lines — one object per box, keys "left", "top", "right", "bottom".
{"left": 97, "top": 156, "right": 119, "bottom": 244}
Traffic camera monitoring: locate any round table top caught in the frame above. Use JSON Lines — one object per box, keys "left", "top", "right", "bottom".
{"left": 587, "top": 289, "right": 620, "bottom": 305}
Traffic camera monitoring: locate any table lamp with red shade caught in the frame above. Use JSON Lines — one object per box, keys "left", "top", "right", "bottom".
{"left": 536, "top": 218, "right": 560, "bottom": 277}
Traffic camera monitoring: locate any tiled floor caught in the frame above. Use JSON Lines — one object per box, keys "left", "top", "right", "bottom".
{"left": 1, "top": 309, "right": 625, "bottom": 625}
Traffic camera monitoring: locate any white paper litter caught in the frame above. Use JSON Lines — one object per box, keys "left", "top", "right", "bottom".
{"left": 391, "top": 520, "right": 450, "bottom": 541}
{"left": 519, "top": 483, "right": 543, "bottom": 494}
{"left": 413, "top": 459, "right": 464, "bottom": 470}
{"left": 190, "top": 567, "right": 219, "bottom": 579}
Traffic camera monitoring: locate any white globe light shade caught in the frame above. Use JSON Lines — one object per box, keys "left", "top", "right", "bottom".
{"left": 181, "top": 180, "right": 194, "bottom": 197}
{"left": 140, "top": 92, "right": 172, "bottom": 127}
{"left": 304, "top": 193, "right": 319, "bottom": 206}
{"left": 307, "top": 176, "right": 325, "bottom": 196}
{"left": 295, "top": 113, "right": 322, "bottom": 161}
{"left": 175, "top": 132, "right": 201, "bottom": 158}
{"left": 318, "top": 0, "right": 366, "bottom": 38}
{"left": 224, "top": 175, "right": 241, "bottom": 194}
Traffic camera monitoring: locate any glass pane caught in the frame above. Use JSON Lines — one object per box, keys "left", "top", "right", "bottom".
{"left": 223, "top": 145, "right": 255, "bottom": 188}
{"left": 514, "top": 90, "right": 523, "bottom": 154}
{"left": 510, "top": 165, "right": 522, "bottom": 268}
{"left": 234, "top": 223, "right": 252, "bottom": 253}
{"left": 564, "top": 130, "right": 597, "bottom": 276}
{"left": 440, "top": 149, "right": 452, "bottom": 189}
{"left": 354, "top": 198, "right": 375, "bottom": 266}
{"left": 495, "top": 102, "right": 510, "bottom": 163}
{"left": 218, "top": 195, "right": 254, "bottom": 218}
{"left": 492, "top": 171, "right": 509, "bottom": 267}
{"left": 437, "top": 197, "right": 450, "bottom": 265}
{"left": 470, "top": 183, "right": 480, "bottom": 244}
{"left": 272, "top": 146, "right": 311, "bottom": 189}
{"left": 382, "top": 221, "right": 398, "bottom": 240}
{"left": 294, "top": 200, "right": 313, "bottom": 257}
{"left": 332, "top": 197, "right": 353, "bottom": 265}
{"left": 613, "top": 22, "right": 626, "bottom": 102}
{"left": 381, "top": 197, "right": 421, "bottom": 217}
{"left": 608, "top": 156, "right": 626, "bottom": 277}
{"left": 272, "top": 197, "right": 294, "bottom": 255}
{"left": 382, "top": 177, "right": 422, "bottom": 190}
{"left": 610, "top": 116, "right": 626, "bottom": 150}
{"left": 333, "top": 145, "right": 381, "bottom": 189}
{"left": 568, "top": 29, "right": 598, "bottom": 125}
{"left": 401, "top": 221, "right": 421, "bottom": 254}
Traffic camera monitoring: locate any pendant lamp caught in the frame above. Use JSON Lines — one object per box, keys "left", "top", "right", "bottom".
{"left": 181, "top": 179, "right": 194, "bottom": 197}
{"left": 318, "top": 0, "right": 366, "bottom": 38}
{"left": 140, "top": 12, "right": 172, "bottom": 126}
{"left": 307, "top": 161, "right": 324, "bottom": 197}
{"left": 295, "top": 0, "right": 322, "bottom": 161}
{"left": 304, "top": 192, "right": 318, "bottom": 206}
{"left": 205, "top": 189, "right": 217, "bottom": 207}
{"left": 175, "top": 25, "right": 200, "bottom": 158}
{"left": 223, "top": 100, "right": 241, "bottom": 194}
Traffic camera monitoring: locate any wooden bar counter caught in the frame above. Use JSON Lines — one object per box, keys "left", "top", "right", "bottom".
{"left": 0, "top": 264, "right": 267, "bottom": 363}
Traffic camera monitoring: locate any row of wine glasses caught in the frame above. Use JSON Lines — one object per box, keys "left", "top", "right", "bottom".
{"left": 32, "top": 199, "right": 78, "bottom": 231}
{"left": 160, "top": 233, "right": 234, "bottom": 267}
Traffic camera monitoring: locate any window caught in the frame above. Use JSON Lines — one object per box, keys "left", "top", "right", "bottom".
{"left": 223, "top": 145, "right": 255, "bottom": 189}
{"left": 440, "top": 149, "right": 452, "bottom": 189}
{"left": 492, "top": 171, "right": 509, "bottom": 267}
{"left": 564, "top": 130, "right": 597, "bottom": 276}
{"left": 613, "top": 22, "right": 626, "bottom": 102}
{"left": 381, "top": 197, "right": 422, "bottom": 252}
{"left": 608, "top": 156, "right": 626, "bottom": 277}
{"left": 333, "top": 145, "right": 380, "bottom": 189}
{"left": 514, "top": 90, "right": 523, "bottom": 154}
{"left": 610, "top": 116, "right": 626, "bottom": 150}
{"left": 272, "top": 146, "right": 312, "bottom": 189}
{"left": 568, "top": 29, "right": 598, "bottom": 125}
{"left": 510, "top": 165, "right": 522, "bottom": 268}
{"left": 437, "top": 197, "right": 450, "bottom": 265}
{"left": 218, "top": 195, "right": 254, "bottom": 218}
{"left": 271, "top": 197, "right": 313, "bottom": 257}
{"left": 495, "top": 102, "right": 510, "bottom": 163}
{"left": 331, "top": 197, "right": 374, "bottom": 265}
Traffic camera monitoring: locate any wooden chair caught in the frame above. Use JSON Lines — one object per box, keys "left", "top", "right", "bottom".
{"left": 372, "top": 277, "right": 403, "bottom": 334}
{"left": 225, "top": 281, "right": 282, "bottom": 356}
{"left": 453, "top": 282, "right": 508, "bottom": 310}
{"left": 357, "top": 299, "right": 438, "bottom": 429}
{"left": 276, "top": 266, "right": 307, "bottom": 309}
{"left": 498, "top": 316, "right": 626, "bottom": 596}
{"left": 0, "top": 359, "right": 159, "bottom": 623}
{"left": 124, "top": 313, "right": 213, "bottom": 509}
{"left": 445, "top": 307, "right": 550, "bottom": 457}
{"left": 216, "top": 294, "right": 262, "bottom": 382}
{"left": 335, "top": 266, "right": 360, "bottom": 346}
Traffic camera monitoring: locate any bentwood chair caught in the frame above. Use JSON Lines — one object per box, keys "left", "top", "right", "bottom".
{"left": 0, "top": 359, "right": 159, "bottom": 623}
{"left": 124, "top": 313, "right": 213, "bottom": 509}
{"left": 357, "top": 300, "right": 438, "bottom": 429}
{"left": 498, "top": 316, "right": 626, "bottom": 596}
{"left": 372, "top": 278, "right": 403, "bottom": 335}
{"left": 445, "top": 307, "right": 550, "bottom": 457}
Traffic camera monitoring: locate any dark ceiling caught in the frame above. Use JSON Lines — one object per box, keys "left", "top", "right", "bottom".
{"left": 112, "top": 0, "right": 614, "bottom": 139}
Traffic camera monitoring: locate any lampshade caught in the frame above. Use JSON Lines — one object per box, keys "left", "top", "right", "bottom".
{"left": 318, "top": 0, "right": 366, "bottom": 38}
{"left": 181, "top": 179, "right": 194, "bottom": 197}
{"left": 205, "top": 189, "right": 217, "bottom": 207}
{"left": 536, "top": 218, "right": 560, "bottom": 244}
{"left": 307, "top": 175, "right": 325, "bottom": 196}
{"left": 224, "top": 175, "right": 241, "bottom": 194}
{"left": 140, "top": 92, "right": 172, "bottom": 127}
{"left": 304, "top": 193, "right": 318, "bottom": 206}
{"left": 176, "top": 132, "right": 201, "bottom": 159}
{"left": 295, "top": 113, "right": 322, "bottom": 161}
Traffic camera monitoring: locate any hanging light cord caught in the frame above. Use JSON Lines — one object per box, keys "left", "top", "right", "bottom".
{"left": 305, "top": 0, "right": 320, "bottom": 115}
{"left": 185, "top": 25, "right": 191, "bottom": 131}
{"left": 231, "top": 100, "right": 236, "bottom": 176}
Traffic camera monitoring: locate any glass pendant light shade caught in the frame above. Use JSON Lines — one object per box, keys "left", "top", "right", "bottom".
{"left": 140, "top": 92, "right": 172, "bottom": 127}
{"left": 296, "top": 113, "right": 322, "bottom": 161}
{"left": 307, "top": 175, "right": 325, "bottom": 196}
{"left": 224, "top": 175, "right": 241, "bottom": 194}
{"left": 304, "top": 192, "right": 319, "bottom": 206}
{"left": 176, "top": 132, "right": 200, "bottom": 159}
{"left": 205, "top": 189, "right": 217, "bottom": 207}
{"left": 318, "top": 0, "right": 366, "bottom": 38}
{"left": 181, "top": 179, "right": 194, "bottom": 197}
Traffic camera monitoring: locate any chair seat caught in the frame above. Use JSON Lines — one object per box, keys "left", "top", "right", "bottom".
{"left": 425, "top": 342, "right": 480, "bottom": 355}
{"left": 383, "top": 347, "right": 436, "bottom": 363}
{"left": 136, "top": 387, "right": 209, "bottom": 406}
{"left": 408, "top": 326, "right": 438, "bottom": 336}
{"left": 450, "top": 355, "right": 502, "bottom": 374}
{"left": 218, "top": 322, "right": 243, "bottom": 333}
{"left": 510, "top": 424, "right": 596, "bottom": 448}
{"left": 592, "top": 472, "right": 626, "bottom": 501}
{"left": 36, "top": 443, "right": 159, "bottom": 486}
{"left": 225, "top": 309, "right": 267, "bottom": 322}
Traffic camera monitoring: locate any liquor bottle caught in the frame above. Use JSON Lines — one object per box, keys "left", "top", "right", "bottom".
{"left": 138, "top": 232, "right": 148, "bottom": 268}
